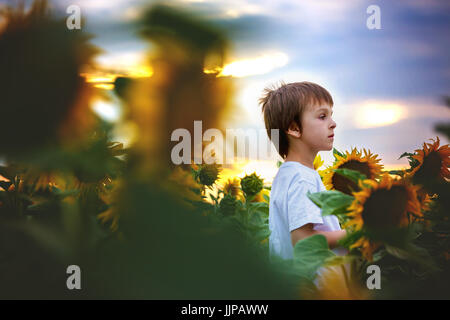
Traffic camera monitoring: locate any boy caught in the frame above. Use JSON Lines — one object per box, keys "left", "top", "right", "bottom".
{"left": 259, "top": 81, "right": 347, "bottom": 259}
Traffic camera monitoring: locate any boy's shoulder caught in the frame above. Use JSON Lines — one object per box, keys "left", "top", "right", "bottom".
{"left": 274, "top": 161, "right": 319, "bottom": 189}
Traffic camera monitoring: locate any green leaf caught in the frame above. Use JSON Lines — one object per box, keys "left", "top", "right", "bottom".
{"left": 333, "top": 168, "right": 367, "bottom": 184}
{"left": 307, "top": 190, "right": 354, "bottom": 216}
{"left": 256, "top": 205, "right": 269, "bottom": 218}
{"left": 370, "top": 249, "right": 387, "bottom": 262}
{"left": 252, "top": 227, "right": 271, "bottom": 242}
{"left": 332, "top": 148, "right": 344, "bottom": 160}
{"left": 398, "top": 152, "right": 414, "bottom": 160}
{"left": 397, "top": 151, "right": 420, "bottom": 169}
{"left": 323, "top": 254, "right": 354, "bottom": 267}
{"left": 387, "top": 170, "right": 405, "bottom": 177}
{"left": 384, "top": 243, "right": 438, "bottom": 271}
{"left": 246, "top": 201, "right": 268, "bottom": 215}
{"left": 338, "top": 230, "right": 364, "bottom": 248}
{"left": 409, "top": 158, "right": 420, "bottom": 169}
{"left": 249, "top": 210, "right": 264, "bottom": 225}
{"left": 276, "top": 160, "right": 283, "bottom": 168}
{"left": 293, "top": 234, "right": 336, "bottom": 280}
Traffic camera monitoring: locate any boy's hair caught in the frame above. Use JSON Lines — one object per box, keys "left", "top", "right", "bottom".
{"left": 259, "top": 81, "right": 333, "bottom": 159}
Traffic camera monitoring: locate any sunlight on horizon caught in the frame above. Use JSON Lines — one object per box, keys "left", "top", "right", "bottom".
{"left": 354, "top": 101, "right": 407, "bottom": 129}
{"left": 84, "top": 50, "right": 288, "bottom": 90}
{"left": 204, "top": 52, "right": 288, "bottom": 78}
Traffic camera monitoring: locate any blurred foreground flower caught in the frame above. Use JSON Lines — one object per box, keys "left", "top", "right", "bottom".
{"left": 307, "top": 265, "right": 370, "bottom": 300}
{"left": 0, "top": 0, "right": 101, "bottom": 156}
{"left": 167, "top": 166, "right": 203, "bottom": 203}
{"left": 121, "top": 5, "right": 233, "bottom": 170}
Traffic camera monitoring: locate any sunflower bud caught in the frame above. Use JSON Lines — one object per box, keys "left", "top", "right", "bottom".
{"left": 197, "top": 164, "right": 220, "bottom": 186}
{"left": 240, "top": 173, "right": 263, "bottom": 197}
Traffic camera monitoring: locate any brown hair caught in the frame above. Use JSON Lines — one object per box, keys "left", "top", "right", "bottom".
{"left": 259, "top": 81, "right": 333, "bottom": 159}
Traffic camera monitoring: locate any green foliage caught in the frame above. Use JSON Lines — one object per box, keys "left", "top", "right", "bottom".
{"left": 218, "top": 193, "right": 238, "bottom": 217}
{"left": 338, "top": 230, "right": 365, "bottom": 248}
{"left": 307, "top": 190, "right": 354, "bottom": 216}
{"left": 333, "top": 168, "right": 367, "bottom": 184}
{"left": 387, "top": 169, "right": 406, "bottom": 177}
{"left": 332, "top": 147, "right": 345, "bottom": 161}
{"left": 398, "top": 152, "right": 420, "bottom": 171}
{"left": 292, "top": 234, "right": 336, "bottom": 280}
{"left": 224, "top": 200, "right": 271, "bottom": 247}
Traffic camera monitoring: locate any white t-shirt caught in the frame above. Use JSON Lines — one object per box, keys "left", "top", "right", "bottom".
{"left": 269, "top": 161, "right": 346, "bottom": 259}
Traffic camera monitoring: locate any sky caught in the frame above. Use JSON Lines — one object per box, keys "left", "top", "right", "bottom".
{"left": 2, "top": 0, "right": 449, "bottom": 183}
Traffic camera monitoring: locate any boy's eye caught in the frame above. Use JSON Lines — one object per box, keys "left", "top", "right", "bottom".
{"left": 319, "top": 115, "right": 326, "bottom": 119}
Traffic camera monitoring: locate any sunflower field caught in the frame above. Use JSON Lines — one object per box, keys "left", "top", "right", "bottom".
{"left": 0, "top": 0, "right": 449, "bottom": 300}
{"left": 177, "top": 133, "right": 450, "bottom": 300}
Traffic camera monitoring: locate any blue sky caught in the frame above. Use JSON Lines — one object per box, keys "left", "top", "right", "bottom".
{"left": 2, "top": 0, "right": 449, "bottom": 176}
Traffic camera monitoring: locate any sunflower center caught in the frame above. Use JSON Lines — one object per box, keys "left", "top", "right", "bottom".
{"left": 414, "top": 151, "right": 442, "bottom": 183}
{"left": 361, "top": 185, "right": 408, "bottom": 230}
{"left": 332, "top": 160, "right": 372, "bottom": 195}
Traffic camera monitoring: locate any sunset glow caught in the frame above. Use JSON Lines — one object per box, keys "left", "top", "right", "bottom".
{"left": 204, "top": 52, "right": 288, "bottom": 78}
{"left": 354, "top": 102, "right": 407, "bottom": 129}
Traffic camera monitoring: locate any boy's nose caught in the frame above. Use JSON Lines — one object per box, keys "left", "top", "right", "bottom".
{"left": 330, "top": 120, "right": 336, "bottom": 129}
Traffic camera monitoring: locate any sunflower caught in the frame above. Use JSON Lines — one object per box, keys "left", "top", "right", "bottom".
{"left": 314, "top": 154, "right": 324, "bottom": 170}
{"left": 344, "top": 174, "right": 422, "bottom": 261}
{"left": 407, "top": 137, "right": 450, "bottom": 185}
{"left": 322, "top": 148, "right": 384, "bottom": 195}
{"left": 222, "top": 178, "right": 244, "bottom": 201}
{"left": 250, "top": 188, "right": 270, "bottom": 203}
{"left": 416, "top": 188, "right": 436, "bottom": 213}
{"left": 305, "top": 264, "right": 370, "bottom": 300}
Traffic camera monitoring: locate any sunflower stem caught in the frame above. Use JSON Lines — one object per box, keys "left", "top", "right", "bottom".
{"left": 341, "top": 263, "right": 358, "bottom": 299}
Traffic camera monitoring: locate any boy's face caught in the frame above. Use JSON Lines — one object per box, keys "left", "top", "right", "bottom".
{"left": 298, "top": 104, "right": 336, "bottom": 152}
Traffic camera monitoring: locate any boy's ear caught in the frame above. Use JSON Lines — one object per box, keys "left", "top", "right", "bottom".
{"left": 285, "top": 121, "right": 301, "bottom": 138}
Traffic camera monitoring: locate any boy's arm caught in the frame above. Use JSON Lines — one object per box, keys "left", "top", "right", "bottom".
{"left": 291, "top": 223, "right": 346, "bottom": 249}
